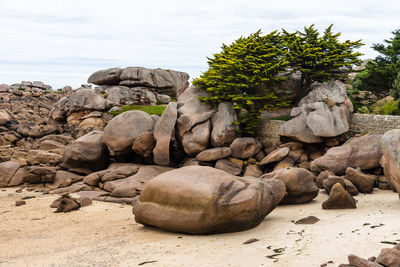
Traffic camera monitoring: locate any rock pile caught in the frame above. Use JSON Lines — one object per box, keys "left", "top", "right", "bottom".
{"left": 87, "top": 67, "right": 189, "bottom": 98}
{"left": 339, "top": 244, "right": 400, "bottom": 266}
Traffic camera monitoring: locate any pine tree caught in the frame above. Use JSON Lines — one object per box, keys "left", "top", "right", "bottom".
{"left": 353, "top": 29, "right": 400, "bottom": 98}
{"left": 283, "top": 24, "right": 363, "bottom": 101}
{"left": 193, "top": 30, "right": 290, "bottom": 135}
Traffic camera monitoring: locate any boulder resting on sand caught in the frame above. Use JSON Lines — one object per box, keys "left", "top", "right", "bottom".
{"left": 260, "top": 167, "right": 318, "bottom": 204}
{"left": 311, "top": 134, "right": 383, "bottom": 174}
{"left": 380, "top": 129, "right": 400, "bottom": 198}
{"left": 133, "top": 166, "right": 286, "bottom": 234}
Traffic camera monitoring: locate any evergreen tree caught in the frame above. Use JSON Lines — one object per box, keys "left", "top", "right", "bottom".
{"left": 193, "top": 30, "right": 290, "bottom": 135}
{"left": 353, "top": 29, "right": 400, "bottom": 98}
{"left": 283, "top": 24, "right": 363, "bottom": 101}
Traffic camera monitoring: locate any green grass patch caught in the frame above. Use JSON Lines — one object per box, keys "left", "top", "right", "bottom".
{"left": 269, "top": 115, "right": 292, "bottom": 121}
{"left": 109, "top": 105, "right": 166, "bottom": 117}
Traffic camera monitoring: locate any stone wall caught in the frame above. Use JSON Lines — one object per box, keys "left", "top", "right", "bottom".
{"left": 257, "top": 113, "right": 400, "bottom": 146}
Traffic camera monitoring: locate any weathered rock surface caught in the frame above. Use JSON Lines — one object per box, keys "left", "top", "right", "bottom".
{"left": 153, "top": 102, "right": 177, "bottom": 166}
{"left": 103, "top": 165, "right": 173, "bottom": 194}
{"left": 196, "top": 147, "right": 231, "bottom": 162}
{"left": 380, "top": 129, "right": 400, "bottom": 198}
{"left": 132, "top": 131, "right": 155, "bottom": 160}
{"left": 311, "top": 134, "right": 383, "bottom": 174}
{"left": 182, "top": 120, "right": 211, "bottom": 155}
{"left": 376, "top": 248, "right": 400, "bottom": 266}
{"left": 322, "top": 176, "right": 359, "bottom": 196}
{"left": 103, "top": 110, "right": 155, "bottom": 154}
{"left": 133, "top": 166, "right": 286, "bottom": 234}
{"left": 215, "top": 158, "right": 243, "bottom": 176}
{"left": 88, "top": 67, "right": 189, "bottom": 98}
{"left": 230, "top": 138, "right": 262, "bottom": 159}
{"left": 345, "top": 167, "right": 377, "bottom": 194}
{"left": 279, "top": 80, "right": 353, "bottom": 143}
{"left": 176, "top": 85, "right": 214, "bottom": 142}
{"left": 0, "top": 161, "right": 22, "bottom": 187}
{"left": 261, "top": 167, "right": 318, "bottom": 204}
{"left": 322, "top": 183, "right": 357, "bottom": 209}
{"left": 260, "top": 147, "right": 290, "bottom": 166}
{"left": 24, "top": 166, "right": 57, "bottom": 184}
{"left": 61, "top": 131, "right": 109, "bottom": 171}
{"left": 210, "top": 102, "right": 239, "bottom": 147}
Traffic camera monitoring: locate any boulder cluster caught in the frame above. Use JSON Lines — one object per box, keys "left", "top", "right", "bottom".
{"left": 1, "top": 68, "right": 400, "bottom": 235}
{"left": 339, "top": 244, "right": 400, "bottom": 267}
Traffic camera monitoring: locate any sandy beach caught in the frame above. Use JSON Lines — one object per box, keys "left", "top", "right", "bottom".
{"left": 0, "top": 188, "right": 399, "bottom": 267}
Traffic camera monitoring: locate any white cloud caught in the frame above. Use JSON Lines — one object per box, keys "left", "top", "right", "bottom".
{"left": 0, "top": 0, "right": 399, "bottom": 88}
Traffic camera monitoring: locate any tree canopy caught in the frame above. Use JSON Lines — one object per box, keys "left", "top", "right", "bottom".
{"left": 194, "top": 25, "right": 363, "bottom": 135}
{"left": 353, "top": 29, "right": 400, "bottom": 98}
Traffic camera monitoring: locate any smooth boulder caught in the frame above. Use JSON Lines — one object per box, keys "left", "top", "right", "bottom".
{"left": 261, "top": 167, "right": 319, "bottom": 204}
{"left": 153, "top": 102, "right": 177, "bottom": 166}
{"left": 311, "top": 134, "right": 383, "bottom": 174}
{"left": 103, "top": 110, "right": 155, "bottom": 154}
{"left": 62, "top": 131, "right": 109, "bottom": 171}
{"left": 322, "top": 183, "right": 357, "bottom": 209}
{"left": 133, "top": 166, "right": 286, "bottom": 234}
{"left": 230, "top": 137, "right": 262, "bottom": 159}
{"left": 380, "top": 129, "right": 400, "bottom": 197}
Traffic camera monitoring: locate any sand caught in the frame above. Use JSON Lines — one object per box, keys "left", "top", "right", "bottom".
{"left": 1, "top": 188, "right": 399, "bottom": 267}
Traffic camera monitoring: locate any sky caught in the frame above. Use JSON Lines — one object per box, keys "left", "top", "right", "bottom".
{"left": 0, "top": 0, "right": 399, "bottom": 89}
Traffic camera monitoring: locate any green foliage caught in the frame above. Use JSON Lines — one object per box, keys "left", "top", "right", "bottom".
{"left": 193, "top": 30, "right": 290, "bottom": 135}
{"left": 383, "top": 100, "right": 399, "bottom": 115}
{"left": 194, "top": 26, "right": 363, "bottom": 135}
{"left": 357, "top": 106, "right": 370, "bottom": 114}
{"left": 108, "top": 105, "right": 166, "bottom": 117}
{"left": 269, "top": 115, "right": 292, "bottom": 121}
{"left": 353, "top": 29, "right": 400, "bottom": 98}
{"left": 282, "top": 24, "right": 363, "bottom": 100}
{"left": 363, "top": 97, "right": 400, "bottom": 115}
{"left": 391, "top": 71, "right": 400, "bottom": 99}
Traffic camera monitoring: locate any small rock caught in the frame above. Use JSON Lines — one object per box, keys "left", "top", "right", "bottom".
{"left": 322, "top": 183, "right": 357, "bottom": 210}
{"left": 295, "top": 216, "right": 320, "bottom": 224}
{"left": 15, "top": 200, "right": 26, "bottom": 206}
{"left": 243, "top": 238, "right": 260, "bottom": 244}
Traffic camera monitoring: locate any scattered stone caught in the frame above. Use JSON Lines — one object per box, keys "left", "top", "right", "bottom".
{"left": 295, "top": 216, "right": 320, "bottom": 224}
{"left": 322, "top": 183, "right": 357, "bottom": 209}
{"left": 243, "top": 238, "right": 260, "bottom": 244}
{"left": 51, "top": 194, "right": 81, "bottom": 213}
{"left": 15, "top": 200, "right": 26, "bottom": 206}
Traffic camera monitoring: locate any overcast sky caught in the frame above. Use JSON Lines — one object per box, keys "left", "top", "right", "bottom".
{"left": 0, "top": 0, "right": 399, "bottom": 89}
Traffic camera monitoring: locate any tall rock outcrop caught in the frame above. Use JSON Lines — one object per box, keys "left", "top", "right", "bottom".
{"left": 279, "top": 80, "right": 353, "bottom": 143}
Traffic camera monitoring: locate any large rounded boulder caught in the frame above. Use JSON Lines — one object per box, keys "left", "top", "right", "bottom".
{"left": 133, "top": 166, "right": 286, "bottom": 234}
{"left": 381, "top": 129, "right": 400, "bottom": 197}
{"left": 311, "top": 134, "right": 383, "bottom": 174}
{"left": 61, "top": 131, "right": 110, "bottom": 171}
{"left": 103, "top": 110, "right": 155, "bottom": 154}
{"left": 261, "top": 167, "right": 319, "bottom": 204}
